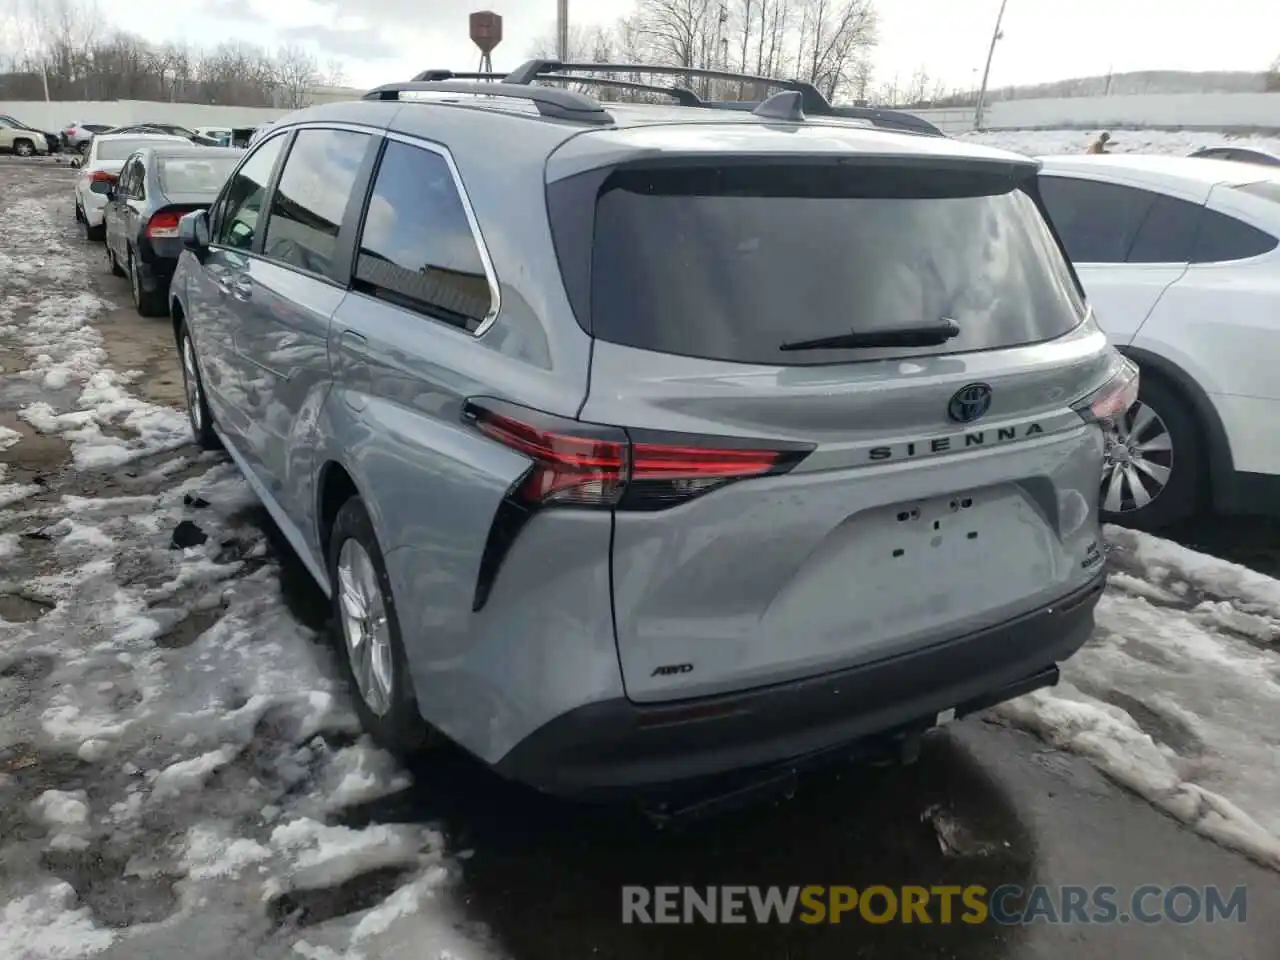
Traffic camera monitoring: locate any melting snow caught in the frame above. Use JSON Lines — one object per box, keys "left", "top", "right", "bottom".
{"left": 0, "top": 174, "right": 486, "bottom": 960}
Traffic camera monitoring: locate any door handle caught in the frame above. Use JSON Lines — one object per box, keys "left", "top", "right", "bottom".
{"left": 338, "top": 330, "right": 368, "bottom": 355}
{"left": 336, "top": 331, "right": 370, "bottom": 412}
{"left": 231, "top": 275, "right": 253, "bottom": 301}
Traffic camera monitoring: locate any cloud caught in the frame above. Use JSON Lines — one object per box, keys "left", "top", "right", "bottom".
{"left": 198, "top": 0, "right": 258, "bottom": 20}
{"left": 278, "top": 23, "right": 394, "bottom": 61}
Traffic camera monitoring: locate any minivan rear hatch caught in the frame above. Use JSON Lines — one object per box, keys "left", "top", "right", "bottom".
{"left": 542, "top": 138, "right": 1117, "bottom": 704}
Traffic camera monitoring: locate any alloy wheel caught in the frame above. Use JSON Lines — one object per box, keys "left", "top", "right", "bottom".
{"left": 1101, "top": 400, "right": 1173, "bottom": 513}
{"left": 180, "top": 334, "right": 203, "bottom": 434}
{"left": 336, "top": 539, "right": 395, "bottom": 717}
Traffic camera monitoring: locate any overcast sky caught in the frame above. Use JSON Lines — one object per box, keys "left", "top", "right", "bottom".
{"left": 110, "top": 0, "right": 1280, "bottom": 92}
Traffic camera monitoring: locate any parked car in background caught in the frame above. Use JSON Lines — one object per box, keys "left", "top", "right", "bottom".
{"left": 246, "top": 121, "right": 274, "bottom": 146}
{"left": 1188, "top": 146, "right": 1280, "bottom": 167}
{"left": 103, "top": 146, "right": 241, "bottom": 316}
{"left": 229, "top": 126, "right": 264, "bottom": 148}
{"left": 74, "top": 133, "right": 193, "bottom": 240}
{"left": 62, "top": 121, "right": 114, "bottom": 154}
{"left": 194, "top": 126, "right": 233, "bottom": 146}
{"left": 1037, "top": 154, "right": 1280, "bottom": 528}
{"left": 0, "top": 115, "right": 54, "bottom": 156}
{"left": 103, "top": 123, "right": 222, "bottom": 146}
{"left": 169, "top": 70, "right": 1126, "bottom": 798}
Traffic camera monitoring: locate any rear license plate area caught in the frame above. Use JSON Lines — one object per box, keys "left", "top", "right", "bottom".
{"left": 851, "top": 486, "right": 1053, "bottom": 626}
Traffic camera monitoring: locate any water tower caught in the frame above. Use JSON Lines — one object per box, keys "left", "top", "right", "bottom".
{"left": 470, "top": 11, "right": 503, "bottom": 73}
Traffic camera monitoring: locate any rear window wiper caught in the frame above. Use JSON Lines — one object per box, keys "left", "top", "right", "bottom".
{"left": 779, "top": 318, "right": 961, "bottom": 352}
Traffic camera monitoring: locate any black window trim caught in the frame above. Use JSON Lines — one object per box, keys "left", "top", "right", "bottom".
{"left": 254, "top": 123, "right": 381, "bottom": 287}
{"left": 207, "top": 121, "right": 388, "bottom": 291}
{"left": 346, "top": 129, "right": 503, "bottom": 338}
{"left": 208, "top": 127, "right": 293, "bottom": 258}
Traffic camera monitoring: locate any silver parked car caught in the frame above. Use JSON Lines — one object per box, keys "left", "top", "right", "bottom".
{"left": 167, "top": 61, "right": 1130, "bottom": 799}
{"left": 62, "top": 120, "right": 114, "bottom": 154}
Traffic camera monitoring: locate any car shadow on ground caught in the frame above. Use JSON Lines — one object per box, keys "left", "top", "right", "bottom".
{"left": 249, "top": 504, "right": 1039, "bottom": 960}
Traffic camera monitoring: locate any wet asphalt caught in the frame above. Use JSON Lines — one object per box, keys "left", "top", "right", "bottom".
{"left": 268, "top": 521, "right": 1280, "bottom": 960}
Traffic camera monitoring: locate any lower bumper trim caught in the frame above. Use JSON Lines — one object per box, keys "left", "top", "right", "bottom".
{"left": 494, "top": 574, "right": 1105, "bottom": 797}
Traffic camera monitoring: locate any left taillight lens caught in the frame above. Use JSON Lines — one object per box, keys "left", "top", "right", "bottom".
{"left": 1073, "top": 356, "right": 1140, "bottom": 423}
{"left": 146, "top": 211, "right": 183, "bottom": 238}
{"left": 464, "top": 398, "right": 812, "bottom": 512}
{"left": 463, "top": 398, "right": 814, "bottom": 611}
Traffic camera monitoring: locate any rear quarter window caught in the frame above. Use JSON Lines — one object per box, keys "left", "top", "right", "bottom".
{"left": 1193, "top": 208, "right": 1278, "bottom": 263}
{"left": 566, "top": 162, "right": 1087, "bottom": 366}
{"left": 1037, "top": 175, "right": 1156, "bottom": 263}
{"left": 351, "top": 140, "right": 494, "bottom": 331}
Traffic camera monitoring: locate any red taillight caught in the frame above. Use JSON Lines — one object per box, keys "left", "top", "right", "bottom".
{"left": 1074, "top": 357, "right": 1140, "bottom": 423}
{"left": 89, "top": 170, "right": 116, "bottom": 183}
{"left": 465, "top": 399, "right": 811, "bottom": 511}
{"left": 146, "top": 211, "right": 183, "bottom": 239}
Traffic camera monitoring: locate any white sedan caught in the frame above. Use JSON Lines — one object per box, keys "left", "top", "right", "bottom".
{"left": 74, "top": 133, "right": 192, "bottom": 241}
{"left": 1037, "top": 154, "right": 1280, "bottom": 529}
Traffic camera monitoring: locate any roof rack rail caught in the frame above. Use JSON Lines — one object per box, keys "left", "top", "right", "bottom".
{"left": 702, "top": 98, "right": 943, "bottom": 136}
{"left": 362, "top": 80, "right": 614, "bottom": 125}
{"left": 540, "top": 74, "right": 703, "bottom": 107}
{"left": 411, "top": 69, "right": 502, "bottom": 81}
{"left": 411, "top": 68, "right": 704, "bottom": 107}
{"left": 504, "top": 59, "right": 832, "bottom": 115}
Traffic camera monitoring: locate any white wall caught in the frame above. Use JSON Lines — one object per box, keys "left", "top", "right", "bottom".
{"left": 914, "top": 92, "right": 1280, "bottom": 133}
{"left": 0, "top": 87, "right": 365, "bottom": 131}
{"left": 8, "top": 89, "right": 1280, "bottom": 136}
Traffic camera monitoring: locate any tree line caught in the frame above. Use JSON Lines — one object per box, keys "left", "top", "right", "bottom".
{"left": 0, "top": 0, "right": 344, "bottom": 107}
{"left": 528, "top": 0, "right": 884, "bottom": 105}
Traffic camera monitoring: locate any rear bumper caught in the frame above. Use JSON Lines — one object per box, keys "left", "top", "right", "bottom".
{"left": 135, "top": 244, "right": 180, "bottom": 291}
{"left": 494, "top": 572, "right": 1106, "bottom": 797}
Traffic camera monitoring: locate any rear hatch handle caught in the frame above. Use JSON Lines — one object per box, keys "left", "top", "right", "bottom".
{"left": 779, "top": 318, "right": 960, "bottom": 352}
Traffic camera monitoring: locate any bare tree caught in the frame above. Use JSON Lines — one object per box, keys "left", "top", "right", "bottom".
{"left": 634, "top": 0, "right": 717, "bottom": 73}
{"left": 1267, "top": 54, "right": 1280, "bottom": 92}
{"left": 274, "top": 44, "right": 319, "bottom": 108}
{"left": 791, "top": 0, "right": 877, "bottom": 100}
{"left": 321, "top": 56, "right": 347, "bottom": 88}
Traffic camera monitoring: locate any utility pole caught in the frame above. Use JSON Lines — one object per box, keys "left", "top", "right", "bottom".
{"left": 973, "top": 0, "right": 1008, "bottom": 131}
{"left": 556, "top": 0, "right": 568, "bottom": 61}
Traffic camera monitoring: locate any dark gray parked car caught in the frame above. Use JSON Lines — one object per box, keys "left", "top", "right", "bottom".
{"left": 167, "top": 60, "right": 1131, "bottom": 802}
{"left": 102, "top": 146, "right": 241, "bottom": 316}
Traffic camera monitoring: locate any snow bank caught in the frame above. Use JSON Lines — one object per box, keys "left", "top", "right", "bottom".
{"left": 996, "top": 532, "right": 1280, "bottom": 870}
{"left": 966, "top": 127, "right": 1280, "bottom": 158}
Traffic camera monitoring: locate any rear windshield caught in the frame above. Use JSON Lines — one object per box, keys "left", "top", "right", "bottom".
{"left": 98, "top": 139, "right": 182, "bottom": 161}
{"left": 158, "top": 156, "right": 239, "bottom": 195}
{"left": 576, "top": 163, "right": 1087, "bottom": 365}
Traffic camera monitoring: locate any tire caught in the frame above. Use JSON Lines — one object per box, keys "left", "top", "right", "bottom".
{"left": 79, "top": 141, "right": 90, "bottom": 157}
{"left": 1100, "top": 372, "right": 1204, "bottom": 531}
{"left": 176, "top": 321, "right": 220, "bottom": 451}
{"left": 83, "top": 213, "right": 105, "bottom": 242}
{"left": 327, "top": 496, "right": 434, "bottom": 756}
{"left": 129, "top": 249, "right": 166, "bottom": 317}
{"left": 13, "top": 139, "right": 34, "bottom": 158}
{"left": 105, "top": 243, "right": 125, "bottom": 277}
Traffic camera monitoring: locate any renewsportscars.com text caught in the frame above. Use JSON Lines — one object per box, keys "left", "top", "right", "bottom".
{"left": 621, "top": 884, "right": 1248, "bottom": 925}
